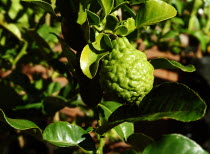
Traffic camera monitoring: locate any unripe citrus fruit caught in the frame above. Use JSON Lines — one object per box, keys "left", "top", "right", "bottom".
{"left": 100, "top": 37, "right": 154, "bottom": 104}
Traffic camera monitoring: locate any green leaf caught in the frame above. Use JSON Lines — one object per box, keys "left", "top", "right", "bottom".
{"left": 80, "top": 44, "right": 109, "bottom": 79}
{"left": 127, "top": 133, "right": 154, "bottom": 151}
{"left": 93, "top": 33, "right": 112, "bottom": 50}
{"left": 0, "top": 109, "right": 42, "bottom": 139}
{"left": 98, "top": 101, "right": 122, "bottom": 121}
{"left": 22, "top": 0, "right": 56, "bottom": 17}
{"left": 28, "top": 29, "right": 52, "bottom": 52}
{"left": 77, "top": 0, "right": 87, "bottom": 25}
{"left": 150, "top": 58, "right": 196, "bottom": 72}
{"left": 130, "top": 0, "right": 149, "bottom": 5}
{"left": 143, "top": 134, "right": 208, "bottom": 154}
{"left": 43, "top": 122, "right": 95, "bottom": 150}
{"left": 191, "top": 31, "right": 210, "bottom": 52}
{"left": 8, "top": 0, "right": 23, "bottom": 20}
{"left": 114, "top": 122, "right": 134, "bottom": 141}
{"left": 172, "top": 1, "right": 184, "bottom": 16}
{"left": 136, "top": 0, "right": 177, "bottom": 28}
{"left": 114, "top": 25, "right": 128, "bottom": 36}
{"left": 104, "top": 14, "right": 119, "bottom": 31}
{"left": 15, "top": 103, "right": 42, "bottom": 110}
{"left": 87, "top": 10, "right": 100, "bottom": 25}
{"left": 98, "top": 101, "right": 134, "bottom": 141}
{"left": 96, "top": 82, "right": 206, "bottom": 134}
{"left": 98, "top": 0, "right": 114, "bottom": 15}
{"left": 0, "top": 23, "right": 22, "bottom": 40}
{"left": 188, "top": 15, "right": 200, "bottom": 31}
{"left": 116, "top": 18, "right": 136, "bottom": 36}
{"left": 112, "top": 82, "right": 206, "bottom": 122}
{"left": 45, "top": 82, "right": 62, "bottom": 96}
{"left": 123, "top": 5, "right": 136, "bottom": 18}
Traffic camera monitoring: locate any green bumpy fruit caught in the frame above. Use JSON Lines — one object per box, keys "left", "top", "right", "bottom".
{"left": 99, "top": 37, "right": 154, "bottom": 104}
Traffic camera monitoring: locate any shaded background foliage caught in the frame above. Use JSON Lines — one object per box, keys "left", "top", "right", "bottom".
{"left": 0, "top": 0, "right": 209, "bottom": 153}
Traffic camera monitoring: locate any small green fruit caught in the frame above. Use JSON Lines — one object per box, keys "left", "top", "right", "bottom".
{"left": 99, "top": 37, "right": 154, "bottom": 104}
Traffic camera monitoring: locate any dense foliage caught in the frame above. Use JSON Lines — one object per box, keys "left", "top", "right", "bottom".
{"left": 0, "top": 0, "right": 209, "bottom": 153}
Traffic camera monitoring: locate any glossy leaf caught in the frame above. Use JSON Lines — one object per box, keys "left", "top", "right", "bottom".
{"left": 43, "top": 122, "right": 94, "bottom": 148}
{"left": 136, "top": 0, "right": 177, "bottom": 28}
{"left": 96, "top": 82, "right": 206, "bottom": 134}
{"left": 98, "top": 0, "right": 114, "bottom": 15}
{"left": 87, "top": 10, "right": 100, "bottom": 25}
{"left": 22, "top": 0, "right": 56, "bottom": 17}
{"left": 150, "top": 58, "right": 196, "bottom": 72}
{"left": 127, "top": 133, "right": 154, "bottom": 151}
{"left": 0, "top": 109, "right": 42, "bottom": 139}
{"left": 143, "top": 134, "right": 208, "bottom": 154}
{"left": 98, "top": 101, "right": 134, "bottom": 141}
{"left": 80, "top": 44, "right": 109, "bottom": 79}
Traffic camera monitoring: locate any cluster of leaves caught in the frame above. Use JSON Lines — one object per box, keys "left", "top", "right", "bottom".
{"left": 0, "top": 0, "right": 93, "bottom": 153}
{"left": 139, "top": 0, "right": 210, "bottom": 54}
{"left": 0, "top": 0, "right": 209, "bottom": 153}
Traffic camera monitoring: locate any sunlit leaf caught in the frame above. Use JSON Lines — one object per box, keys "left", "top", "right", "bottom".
{"left": 80, "top": 44, "right": 109, "bottom": 79}
{"left": 114, "top": 25, "right": 128, "bottom": 36}
{"left": 115, "top": 18, "right": 136, "bottom": 36}
{"left": 98, "top": 0, "right": 114, "bottom": 15}
{"left": 188, "top": 15, "right": 200, "bottom": 31}
{"left": 0, "top": 23, "right": 22, "bottom": 40}
{"left": 77, "top": 0, "right": 87, "bottom": 25}
{"left": 136, "top": 0, "right": 177, "bottom": 28}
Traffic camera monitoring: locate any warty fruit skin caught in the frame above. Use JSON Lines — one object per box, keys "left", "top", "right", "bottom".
{"left": 100, "top": 37, "right": 154, "bottom": 104}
